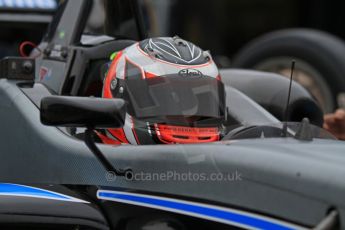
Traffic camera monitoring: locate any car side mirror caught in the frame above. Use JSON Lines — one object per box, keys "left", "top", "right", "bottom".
{"left": 41, "top": 96, "right": 130, "bottom": 176}
{"left": 40, "top": 96, "right": 126, "bottom": 128}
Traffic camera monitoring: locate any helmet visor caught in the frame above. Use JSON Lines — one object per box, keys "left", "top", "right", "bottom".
{"left": 121, "top": 74, "right": 225, "bottom": 120}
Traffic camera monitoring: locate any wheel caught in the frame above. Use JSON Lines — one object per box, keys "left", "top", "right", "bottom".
{"left": 232, "top": 29, "right": 345, "bottom": 113}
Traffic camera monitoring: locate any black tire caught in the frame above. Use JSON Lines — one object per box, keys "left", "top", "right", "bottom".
{"left": 232, "top": 29, "right": 345, "bottom": 113}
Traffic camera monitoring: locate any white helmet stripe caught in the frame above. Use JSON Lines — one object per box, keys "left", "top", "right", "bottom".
{"left": 123, "top": 114, "right": 138, "bottom": 145}
{"left": 161, "top": 38, "right": 181, "bottom": 56}
{"left": 122, "top": 44, "right": 219, "bottom": 78}
{"left": 155, "top": 41, "right": 181, "bottom": 58}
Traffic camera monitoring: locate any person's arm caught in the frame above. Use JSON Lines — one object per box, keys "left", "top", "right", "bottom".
{"left": 323, "top": 109, "right": 345, "bottom": 140}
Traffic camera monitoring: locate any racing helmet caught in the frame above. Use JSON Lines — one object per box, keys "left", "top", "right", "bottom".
{"left": 101, "top": 37, "right": 226, "bottom": 145}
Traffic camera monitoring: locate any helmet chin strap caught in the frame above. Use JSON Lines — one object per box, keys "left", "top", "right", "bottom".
{"left": 84, "top": 127, "right": 133, "bottom": 179}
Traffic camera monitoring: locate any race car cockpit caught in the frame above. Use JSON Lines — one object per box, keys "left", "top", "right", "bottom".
{"left": 19, "top": 0, "right": 325, "bottom": 143}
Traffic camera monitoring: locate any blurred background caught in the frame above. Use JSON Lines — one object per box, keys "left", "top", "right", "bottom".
{"left": 3, "top": 0, "right": 344, "bottom": 58}
{"left": 1, "top": 0, "right": 345, "bottom": 113}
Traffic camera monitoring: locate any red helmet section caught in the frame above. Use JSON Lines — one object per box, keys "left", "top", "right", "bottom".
{"left": 100, "top": 38, "right": 223, "bottom": 145}
{"left": 155, "top": 124, "right": 220, "bottom": 144}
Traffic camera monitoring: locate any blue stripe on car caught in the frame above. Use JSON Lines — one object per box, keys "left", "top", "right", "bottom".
{"left": 97, "top": 190, "right": 306, "bottom": 230}
{"left": 0, "top": 183, "right": 88, "bottom": 203}
{"left": 0, "top": 0, "right": 57, "bottom": 9}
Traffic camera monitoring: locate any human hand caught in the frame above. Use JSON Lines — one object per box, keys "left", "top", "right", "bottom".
{"left": 323, "top": 109, "right": 345, "bottom": 140}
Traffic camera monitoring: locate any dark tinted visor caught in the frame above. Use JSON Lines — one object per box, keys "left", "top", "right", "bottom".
{"left": 121, "top": 74, "right": 225, "bottom": 119}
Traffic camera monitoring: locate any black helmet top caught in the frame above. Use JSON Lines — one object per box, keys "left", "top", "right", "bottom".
{"left": 139, "top": 36, "right": 210, "bottom": 65}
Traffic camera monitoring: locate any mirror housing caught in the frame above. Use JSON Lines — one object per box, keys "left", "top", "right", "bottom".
{"left": 40, "top": 96, "right": 126, "bottom": 128}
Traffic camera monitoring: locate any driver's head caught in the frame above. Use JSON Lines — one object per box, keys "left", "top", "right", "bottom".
{"left": 101, "top": 37, "right": 226, "bottom": 145}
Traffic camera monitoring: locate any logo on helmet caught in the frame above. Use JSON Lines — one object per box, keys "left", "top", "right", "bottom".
{"left": 178, "top": 69, "right": 204, "bottom": 78}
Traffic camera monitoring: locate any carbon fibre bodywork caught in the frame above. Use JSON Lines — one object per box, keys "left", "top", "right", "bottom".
{"left": 1, "top": 76, "right": 345, "bottom": 229}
